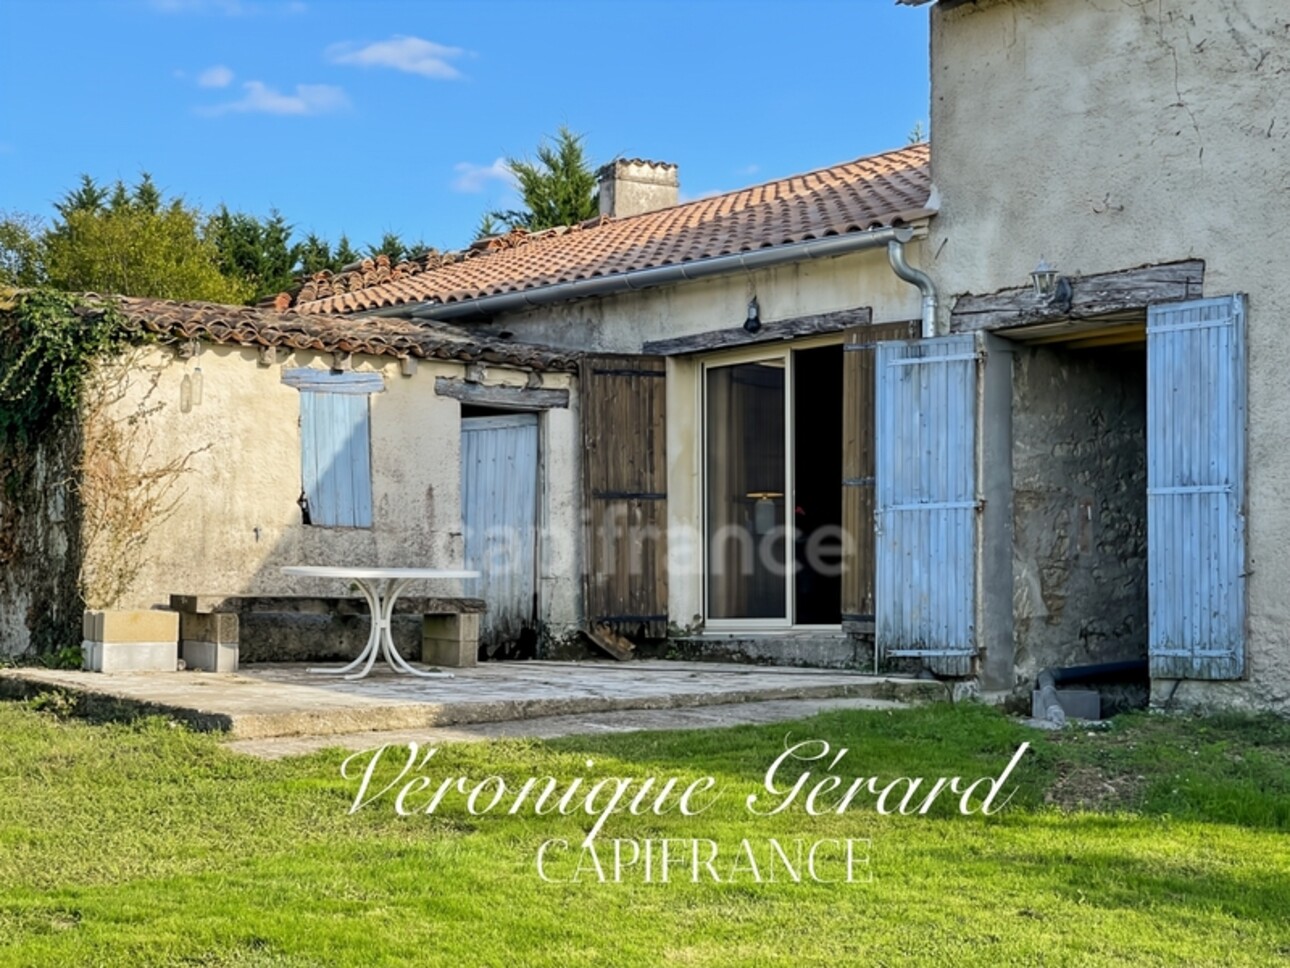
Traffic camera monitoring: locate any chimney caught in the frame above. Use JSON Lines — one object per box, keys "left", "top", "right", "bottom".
{"left": 597, "top": 159, "right": 679, "bottom": 218}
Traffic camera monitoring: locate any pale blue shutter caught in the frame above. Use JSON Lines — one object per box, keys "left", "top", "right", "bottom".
{"left": 875, "top": 333, "right": 980, "bottom": 675}
{"left": 1147, "top": 295, "right": 1247, "bottom": 679}
{"left": 287, "top": 370, "right": 379, "bottom": 529}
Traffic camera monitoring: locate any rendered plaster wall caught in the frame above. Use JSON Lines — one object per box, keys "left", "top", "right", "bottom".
{"left": 1010, "top": 345, "right": 1148, "bottom": 685}
{"left": 82, "top": 346, "right": 580, "bottom": 642}
{"left": 480, "top": 244, "right": 925, "bottom": 353}
{"left": 927, "top": 0, "right": 1290, "bottom": 711}
{"left": 488, "top": 244, "right": 927, "bottom": 633}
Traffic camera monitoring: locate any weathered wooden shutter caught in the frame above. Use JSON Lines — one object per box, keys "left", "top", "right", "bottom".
{"left": 842, "top": 320, "right": 918, "bottom": 628}
{"left": 875, "top": 333, "right": 980, "bottom": 674}
{"left": 286, "top": 370, "right": 381, "bottom": 528}
{"left": 581, "top": 355, "right": 668, "bottom": 639}
{"left": 299, "top": 391, "right": 374, "bottom": 528}
{"left": 1147, "top": 295, "right": 1247, "bottom": 679}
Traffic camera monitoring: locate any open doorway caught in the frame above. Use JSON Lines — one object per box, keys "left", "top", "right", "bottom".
{"left": 1007, "top": 324, "right": 1148, "bottom": 681}
{"left": 794, "top": 344, "right": 843, "bottom": 625}
{"left": 702, "top": 343, "right": 845, "bottom": 628}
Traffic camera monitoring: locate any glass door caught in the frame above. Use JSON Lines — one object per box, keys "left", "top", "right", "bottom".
{"left": 705, "top": 358, "right": 789, "bottom": 624}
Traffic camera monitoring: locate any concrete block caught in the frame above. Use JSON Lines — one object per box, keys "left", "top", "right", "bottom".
{"left": 87, "top": 609, "right": 179, "bottom": 644}
{"left": 1032, "top": 688, "right": 1101, "bottom": 720}
{"left": 82, "top": 640, "right": 178, "bottom": 673}
{"left": 182, "top": 639, "right": 239, "bottom": 673}
{"left": 179, "top": 611, "right": 239, "bottom": 644}
{"left": 422, "top": 613, "right": 479, "bottom": 668}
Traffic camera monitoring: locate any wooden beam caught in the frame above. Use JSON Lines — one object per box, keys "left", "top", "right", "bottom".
{"left": 1020, "top": 322, "right": 1146, "bottom": 346}
{"left": 434, "top": 377, "right": 569, "bottom": 410}
{"left": 642, "top": 307, "right": 872, "bottom": 356}
{"left": 951, "top": 260, "right": 1204, "bottom": 332}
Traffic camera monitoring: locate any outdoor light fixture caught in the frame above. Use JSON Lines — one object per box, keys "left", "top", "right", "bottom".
{"left": 747, "top": 491, "right": 782, "bottom": 535}
{"left": 743, "top": 296, "right": 761, "bottom": 334}
{"left": 1031, "top": 258, "right": 1074, "bottom": 312}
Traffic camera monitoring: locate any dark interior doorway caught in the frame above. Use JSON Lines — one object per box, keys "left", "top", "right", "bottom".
{"left": 793, "top": 344, "right": 844, "bottom": 625}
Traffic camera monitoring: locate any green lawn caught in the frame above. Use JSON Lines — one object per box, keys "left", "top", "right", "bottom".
{"left": 0, "top": 698, "right": 1287, "bottom": 967}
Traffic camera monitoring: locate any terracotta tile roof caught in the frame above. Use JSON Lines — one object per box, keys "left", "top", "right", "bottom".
{"left": 90, "top": 295, "right": 578, "bottom": 371}
{"left": 285, "top": 143, "right": 932, "bottom": 316}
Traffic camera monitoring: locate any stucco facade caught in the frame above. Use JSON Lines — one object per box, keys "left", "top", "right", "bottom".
{"left": 923, "top": 0, "right": 1289, "bottom": 710}
{"left": 0, "top": 340, "right": 581, "bottom": 656}
{"left": 479, "top": 241, "right": 928, "bottom": 643}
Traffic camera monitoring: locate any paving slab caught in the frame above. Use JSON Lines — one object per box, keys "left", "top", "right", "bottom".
{"left": 227, "top": 696, "right": 911, "bottom": 759}
{"left": 0, "top": 660, "right": 945, "bottom": 740}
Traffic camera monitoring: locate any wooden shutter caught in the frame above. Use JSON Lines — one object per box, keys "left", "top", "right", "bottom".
{"left": 287, "top": 369, "right": 380, "bottom": 528}
{"left": 841, "top": 320, "right": 918, "bottom": 628}
{"left": 581, "top": 355, "right": 668, "bottom": 640}
{"left": 875, "top": 333, "right": 981, "bottom": 675}
{"left": 1147, "top": 295, "right": 1247, "bottom": 679}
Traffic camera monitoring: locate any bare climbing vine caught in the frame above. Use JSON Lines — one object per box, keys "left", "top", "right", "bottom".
{"left": 76, "top": 353, "right": 209, "bottom": 609}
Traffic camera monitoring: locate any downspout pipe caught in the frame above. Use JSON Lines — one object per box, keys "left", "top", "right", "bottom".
{"left": 887, "top": 225, "right": 939, "bottom": 338}
{"left": 361, "top": 223, "right": 925, "bottom": 322}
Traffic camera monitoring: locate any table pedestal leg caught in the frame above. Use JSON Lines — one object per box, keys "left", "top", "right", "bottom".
{"left": 306, "top": 577, "right": 383, "bottom": 676}
{"left": 308, "top": 577, "right": 455, "bottom": 679}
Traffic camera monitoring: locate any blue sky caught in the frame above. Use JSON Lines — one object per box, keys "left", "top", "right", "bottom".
{"left": 0, "top": 0, "right": 930, "bottom": 253}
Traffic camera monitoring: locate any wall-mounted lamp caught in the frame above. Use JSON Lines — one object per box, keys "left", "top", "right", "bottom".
{"left": 1031, "top": 258, "right": 1073, "bottom": 312}
{"left": 743, "top": 296, "right": 761, "bottom": 334}
{"left": 746, "top": 490, "right": 782, "bottom": 535}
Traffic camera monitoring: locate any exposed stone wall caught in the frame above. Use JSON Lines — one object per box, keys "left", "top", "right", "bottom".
{"left": 0, "top": 422, "right": 83, "bottom": 656}
{"left": 1011, "top": 346, "right": 1148, "bottom": 684}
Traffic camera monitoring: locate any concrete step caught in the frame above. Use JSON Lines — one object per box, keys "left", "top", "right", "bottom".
{"left": 0, "top": 660, "right": 947, "bottom": 741}
{"left": 226, "top": 696, "right": 913, "bottom": 759}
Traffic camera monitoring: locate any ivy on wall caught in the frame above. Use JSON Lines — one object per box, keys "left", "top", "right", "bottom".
{"left": 0, "top": 288, "right": 136, "bottom": 452}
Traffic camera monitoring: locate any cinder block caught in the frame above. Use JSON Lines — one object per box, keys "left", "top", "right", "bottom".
{"left": 91, "top": 609, "right": 179, "bottom": 644}
{"left": 182, "top": 639, "right": 239, "bottom": 673}
{"left": 1032, "top": 688, "right": 1101, "bottom": 721}
{"left": 179, "top": 611, "right": 239, "bottom": 644}
{"left": 421, "top": 613, "right": 479, "bottom": 668}
{"left": 82, "top": 640, "right": 178, "bottom": 673}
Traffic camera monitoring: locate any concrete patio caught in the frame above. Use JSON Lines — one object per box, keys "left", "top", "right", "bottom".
{"left": 0, "top": 660, "right": 945, "bottom": 744}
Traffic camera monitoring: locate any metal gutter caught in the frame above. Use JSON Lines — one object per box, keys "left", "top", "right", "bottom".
{"left": 361, "top": 221, "right": 931, "bottom": 322}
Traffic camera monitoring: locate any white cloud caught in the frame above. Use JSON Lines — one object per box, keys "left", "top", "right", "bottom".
{"left": 200, "top": 81, "right": 348, "bottom": 116}
{"left": 452, "top": 158, "right": 513, "bottom": 194}
{"left": 327, "top": 36, "right": 467, "bottom": 80}
{"left": 735, "top": 164, "right": 760, "bottom": 176}
{"left": 197, "top": 65, "right": 234, "bottom": 88}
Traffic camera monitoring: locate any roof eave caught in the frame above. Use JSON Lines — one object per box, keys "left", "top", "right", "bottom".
{"left": 361, "top": 214, "right": 933, "bottom": 323}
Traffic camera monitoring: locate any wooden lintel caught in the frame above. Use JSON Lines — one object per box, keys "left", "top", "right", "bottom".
{"left": 434, "top": 376, "right": 569, "bottom": 410}
{"left": 642, "top": 307, "right": 872, "bottom": 356}
{"left": 951, "top": 260, "right": 1205, "bottom": 332}
{"left": 1023, "top": 322, "right": 1146, "bottom": 346}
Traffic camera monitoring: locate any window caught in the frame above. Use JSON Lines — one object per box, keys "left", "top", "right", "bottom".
{"left": 283, "top": 370, "right": 382, "bottom": 528}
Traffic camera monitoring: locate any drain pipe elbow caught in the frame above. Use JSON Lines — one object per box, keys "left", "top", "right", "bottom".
{"left": 887, "top": 228, "right": 939, "bottom": 339}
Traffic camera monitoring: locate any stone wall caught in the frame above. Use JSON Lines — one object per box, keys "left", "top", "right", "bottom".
{"left": 1010, "top": 345, "right": 1148, "bottom": 684}
{"left": 0, "top": 422, "right": 83, "bottom": 657}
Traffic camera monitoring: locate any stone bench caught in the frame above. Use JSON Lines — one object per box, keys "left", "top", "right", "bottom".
{"left": 168, "top": 595, "right": 487, "bottom": 670}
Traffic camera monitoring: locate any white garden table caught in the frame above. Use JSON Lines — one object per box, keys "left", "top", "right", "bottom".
{"left": 281, "top": 566, "right": 480, "bottom": 680}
